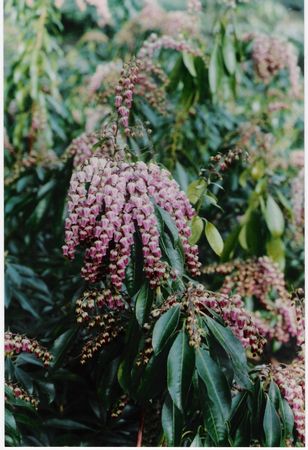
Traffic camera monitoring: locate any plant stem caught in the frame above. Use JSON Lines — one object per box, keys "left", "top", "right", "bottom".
{"left": 137, "top": 409, "right": 145, "bottom": 447}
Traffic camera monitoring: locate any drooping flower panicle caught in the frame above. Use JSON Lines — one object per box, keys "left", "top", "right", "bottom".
{"left": 63, "top": 157, "right": 200, "bottom": 289}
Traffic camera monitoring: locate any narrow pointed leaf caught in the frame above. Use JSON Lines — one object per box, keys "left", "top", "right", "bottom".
{"left": 167, "top": 330, "right": 195, "bottom": 411}
{"left": 205, "top": 221, "right": 224, "bottom": 256}
{"left": 162, "top": 394, "right": 183, "bottom": 446}
{"left": 204, "top": 316, "right": 252, "bottom": 389}
{"left": 263, "top": 395, "right": 282, "bottom": 446}
{"left": 196, "top": 348, "right": 231, "bottom": 422}
{"left": 152, "top": 305, "right": 181, "bottom": 354}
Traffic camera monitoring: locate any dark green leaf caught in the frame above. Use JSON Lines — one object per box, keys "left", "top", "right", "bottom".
{"left": 196, "top": 348, "right": 231, "bottom": 422}
{"left": 204, "top": 316, "right": 252, "bottom": 389}
{"left": 167, "top": 330, "right": 195, "bottom": 411}
{"left": 263, "top": 395, "right": 282, "bottom": 446}
{"left": 135, "top": 281, "right": 153, "bottom": 327}
{"left": 162, "top": 394, "right": 183, "bottom": 446}
{"left": 152, "top": 305, "right": 181, "bottom": 354}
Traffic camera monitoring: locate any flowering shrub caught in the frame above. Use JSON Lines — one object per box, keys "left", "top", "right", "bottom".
{"left": 5, "top": 0, "right": 304, "bottom": 447}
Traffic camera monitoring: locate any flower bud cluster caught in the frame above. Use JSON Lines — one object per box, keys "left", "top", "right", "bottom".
{"left": 89, "top": 61, "right": 122, "bottom": 96}
{"left": 5, "top": 332, "right": 52, "bottom": 367}
{"left": 76, "top": 289, "right": 125, "bottom": 325}
{"left": 138, "top": 33, "right": 201, "bottom": 74}
{"left": 183, "top": 282, "right": 266, "bottom": 354}
{"left": 111, "top": 394, "right": 129, "bottom": 419}
{"left": 80, "top": 314, "right": 124, "bottom": 364}
{"left": 247, "top": 33, "right": 301, "bottom": 97}
{"left": 209, "top": 147, "right": 246, "bottom": 177}
{"left": 5, "top": 382, "right": 39, "bottom": 409}
{"left": 203, "top": 257, "right": 301, "bottom": 345}
{"left": 291, "top": 167, "right": 304, "bottom": 242}
{"left": 272, "top": 360, "right": 305, "bottom": 444}
{"left": 63, "top": 157, "right": 200, "bottom": 289}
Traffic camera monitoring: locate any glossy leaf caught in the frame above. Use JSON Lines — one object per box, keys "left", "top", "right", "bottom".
{"left": 264, "top": 195, "right": 285, "bottom": 238}
{"left": 162, "top": 394, "right": 183, "bottom": 446}
{"left": 222, "top": 33, "right": 236, "bottom": 75}
{"left": 167, "top": 330, "right": 195, "bottom": 411}
{"left": 196, "top": 348, "right": 231, "bottom": 422}
{"left": 183, "top": 52, "right": 197, "bottom": 77}
{"left": 263, "top": 395, "right": 282, "bottom": 446}
{"left": 152, "top": 305, "right": 181, "bottom": 354}
{"left": 204, "top": 316, "right": 252, "bottom": 389}
{"left": 135, "top": 282, "right": 153, "bottom": 327}
{"left": 187, "top": 179, "right": 207, "bottom": 205}
{"left": 205, "top": 221, "right": 224, "bottom": 256}
{"left": 189, "top": 216, "right": 204, "bottom": 245}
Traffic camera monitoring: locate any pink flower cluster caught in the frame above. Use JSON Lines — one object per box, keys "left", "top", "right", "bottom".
{"left": 291, "top": 167, "right": 304, "bottom": 241}
{"left": 67, "top": 132, "right": 99, "bottom": 169}
{"left": 5, "top": 332, "right": 52, "bottom": 367}
{"left": 272, "top": 360, "right": 305, "bottom": 444}
{"left": 63, "top": 157, "right": 200, "bottom": 289}
{"left": 186, "top": 283, "right": 266, "bottom": 355}
{"left": 138, "top": 33, "right": 201, "bottom": 74}
{"left": 247, "top": 33, "right": 301, "bottom": 97}
{"left": 203, "top": 257, "right": 301, "bottom": 345}
{"left": 76, "top": 288, "right": 125, "bottom": 323}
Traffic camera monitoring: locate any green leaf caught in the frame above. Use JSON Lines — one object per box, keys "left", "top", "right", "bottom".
{"left": 263, "top": 395, "right": 282, "bottom": 446}
{"left": 187, "top": 179, "right": 207, "bottom": 205}
{"left": 204, "top": 316, "right": 252, "bottom": 389}
{"left": 44, "top": 418, "right": 94, "bottom": 431}
{"left": 221, "top": 225, "right": 240, "bottom": 261}
{"left": 183, "top": 52, "right": 197, "bottom": 77}
{"left": 152, "top": 305, "right": 181, "bottom": 354}
{"left": 50, "top": 327, "right": 78, "bottom": 369}
{"left": 205, "top": 221, "right": 224, "bottom": 256}
{"left": 264, "top": 195, "right": 285, "bottom": 238}
{"left": 162, "top": 394, "right": 183, "bottom": 446}
{"left": 191, "top": 432, "right": 203, "bottom": 446}
{"left": 167, "top": 330, "right": 195, "bottom": 412}
{"left": 196, "top": 348, "right": 231, "bottom": 422}
{"left": 5, "top": 408, "right": 17, "bottom": 433}
{"left": 266, "top": 237, "right": 285, "bottom": 270}
{"left": 222, "top": 33, "right": 236, "bottom": 75}
{"left": 279, "top": 397, "right": 294, "bottom": 440}
{"left": 135, "top": 282, "right": 153, "bottom": 327}
{"left": 199, "top": 382, "right": 227, "bottom": 445}
{"left": 268, "top": 380, "right": 281, "bottom": 410}
{"left": 189, "top": 216, "right": 204, "bottom": 245}
{"left": 155, "top": 205, "right": 179, "bottom": 244}
{"left": 209, "top": 41, "right": 222, "bottom": 94}
{"left": 160, "top": 233, "right": 185, "bottom": 276}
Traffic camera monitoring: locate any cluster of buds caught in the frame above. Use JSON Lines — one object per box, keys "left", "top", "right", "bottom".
{"left": 207, "top": 147, "right": 246, "bottom": 178}
{"left": 291, "top": 167, "right": 304, "bottom": 242}
{"left": 63, "top": 157, "right": 200, "bottom": 289}
{"left": 272, "top": 360, "right": 305, "bottom": 444}
{"left": 114, "top": 60, "right": 142, "bottom": 135}
{"left": 89, "top": 61, "right": 122, "bottom": 97}
{"left": 64, "top": 130, "right": 126, "bottom": 170}
{"left": 5, "top": 332, "right": 53, "bottom": 367}
{"left": 76, "top": 289, "right": 125, "bottom": 325}
{"left": 203, "top": 257, "right": 302, "bottom": 345}
{"left": 182, "top": 283, "right": 266, "bottom": 355}
{"left": 236, "top": 123, "right": 287, "bottom": 170}
{"left": 138, "top": 33, "right": 201, "bottom": 74}
{"left": 80, "top": 314, "right": 124, "bottom": 364}
{"left": 74, "top": 0, "right": 112, "bottom": 27}
{"left": 245, "top": 33, "right": 301, "bottom": 97}
{"left": 111, "top": 394, "right": 129, "bottom": 419}
{"left": 135, "top": 336, "right": 153, "bottom": 367}
{"left": 5, "top": 382, "right": 39, "bottom": 409}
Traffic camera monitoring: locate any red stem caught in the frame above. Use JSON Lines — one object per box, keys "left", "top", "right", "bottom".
{"left": 136, "top": 409, "right": 145, "bottom": 447}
